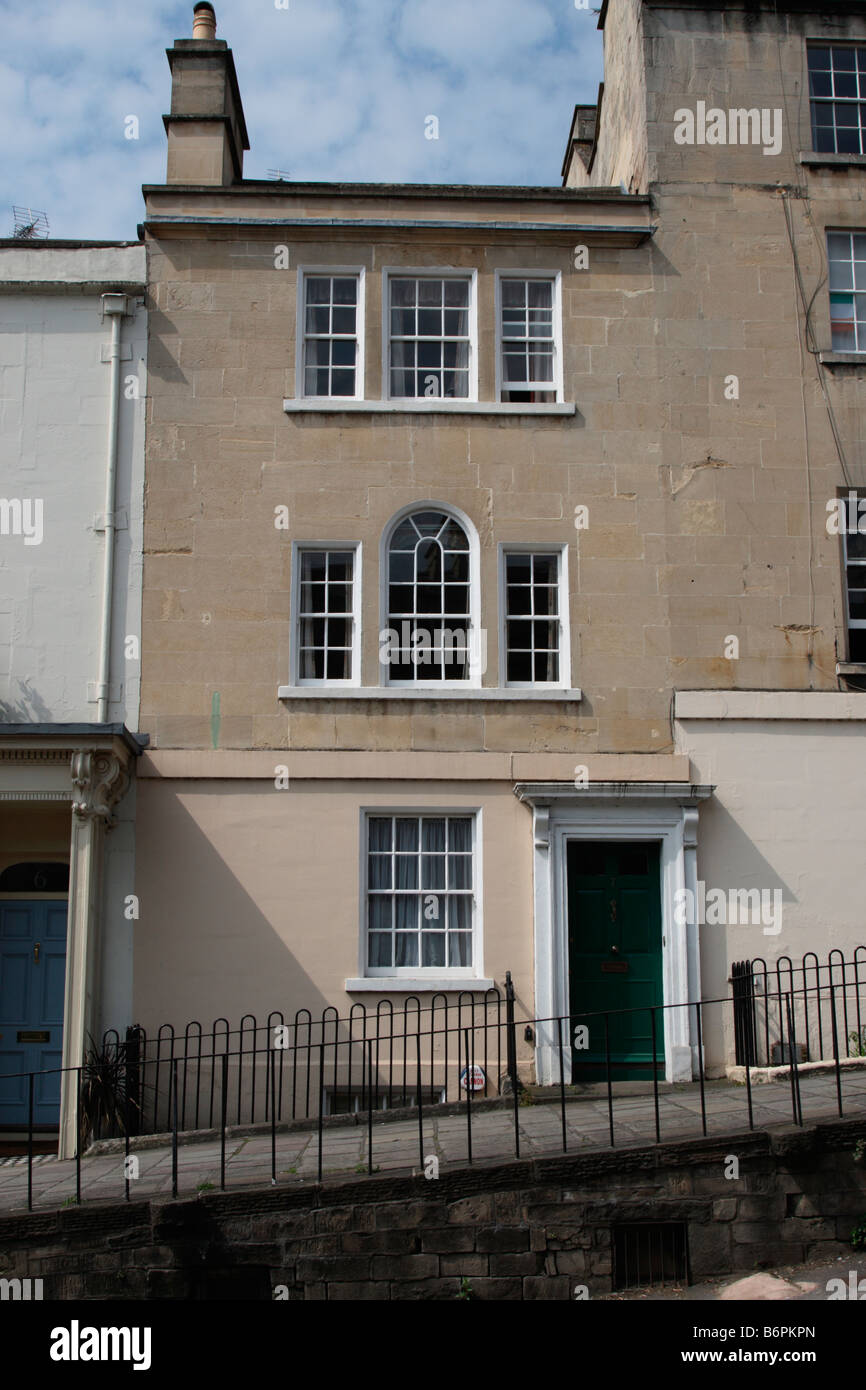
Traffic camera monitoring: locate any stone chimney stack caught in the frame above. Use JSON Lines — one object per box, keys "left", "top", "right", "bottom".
{"left": 561, "top": 101, "right": 600, "bottom": 187}
{"left": 192, "top": 2, "right": 217, "bottom": 39}
{"left": 163, "top": 4, "right": 250, "bottom": 186}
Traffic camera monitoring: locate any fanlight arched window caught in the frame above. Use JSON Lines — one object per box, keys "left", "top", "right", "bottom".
{"left": 383, "top": 509, "right": 475, "bottom": 683}
{"left": 0, "top": 862, "right": 69, "bottom": 892}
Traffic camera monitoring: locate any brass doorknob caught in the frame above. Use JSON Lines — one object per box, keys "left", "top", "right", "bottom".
{"left": 33, "top": 942, "right": 40, "bottom": 964}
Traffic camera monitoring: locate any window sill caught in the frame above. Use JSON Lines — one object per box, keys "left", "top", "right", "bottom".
{"left": 836, "top": 663, "right": 866, "bottom": 677}
{"left": 819, "top": 352, "right": 866, "bottom": 366}
{"left": 278, "top": 685, "right": 582, "bottom": 702}
{"left": 283, "top": 398, "right": 576, "bottom": 416}
{"left": 800, "top": 151, "right": 866, "bottom": 169}
{"left": 345, "top": 977, "right": 494, "bottom": 993}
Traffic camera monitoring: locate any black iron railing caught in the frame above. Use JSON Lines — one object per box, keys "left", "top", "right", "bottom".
{"left": 2, "top": 966, "right": 865, "bottom": 1212}
{"left": 102, "top": 983, "right": 508, "bottom": 1137}
{"left": 732, "top": 949, "right": 866, "bottom": 1067}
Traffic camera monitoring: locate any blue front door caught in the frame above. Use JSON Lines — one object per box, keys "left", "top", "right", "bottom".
{"left": 0, "top": 902, "right": 67, "bottom": 1127}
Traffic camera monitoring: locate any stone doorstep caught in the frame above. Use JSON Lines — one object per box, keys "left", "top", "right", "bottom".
{"left": 523, "top": 1080, "right": 702, "bottom": 1102}
{"left": 727, "top": 1057, "right": 866, "bottom": 1086}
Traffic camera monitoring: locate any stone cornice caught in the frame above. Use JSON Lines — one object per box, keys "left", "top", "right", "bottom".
{"left": 0, "top": 724, "right": 148, "bottom": 758}
{"left": 0, "top": 748, "right": 70, "bottom": 763}
{"left": 675, "top": 691, "right": 866, "bottom": 721}
{"left": 515, "top": 781, "right": 714, "bottom": 805}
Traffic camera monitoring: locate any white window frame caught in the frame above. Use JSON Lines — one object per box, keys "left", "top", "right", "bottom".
{"left": 381, "top": 267, "right": 478, "bottom": 403}
{"left": 358, "top": 808, "right": 483, "bottom": 982}
{"left": 379, "top": 501, "right": 482, "bottom": 690}
{"left": 295, "top": 266, "right": 366, "bottom": 402}
{"left": 290, "top": 540, "right": 362, "bottom": 687}
{"left": 827, "top": 230, "right": 866, "bottom": 354}
{"left": 494, "top": 270, "right": 563, "bottom": 404}
{"left": 808, "top": 43, "right": 866, "bottom": 158}
{"left": 498, "top": 542, "right": 571, "bottom": 690}
{"left": 841, "top": 492, "right": 866, "bottom": 654}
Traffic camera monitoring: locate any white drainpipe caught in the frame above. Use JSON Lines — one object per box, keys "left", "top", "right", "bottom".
{"left": 97, "top": 294, "right": 129, "bottom": 723}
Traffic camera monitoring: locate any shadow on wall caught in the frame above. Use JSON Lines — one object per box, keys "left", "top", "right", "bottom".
{"left": 131, "top": 780, "right": 331, "bottom": 1034}
{"left": 0, "top": 681, "right": 54, "bottom": 722}
{"left": 696, "top": 796, "right": 795, "bottom": 1033}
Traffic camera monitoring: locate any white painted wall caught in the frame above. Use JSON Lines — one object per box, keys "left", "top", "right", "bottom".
{"left": 0, "top": 244, "right": 146, "bottom": 1041}
{"left": 676, "top": 713, "right": 866, "bottom": 980}
{"left": 675, "top": 709, "right": 866, "bottom": 1071}
{"left": 0, "top": 246, "right": 147, "bottom": 727}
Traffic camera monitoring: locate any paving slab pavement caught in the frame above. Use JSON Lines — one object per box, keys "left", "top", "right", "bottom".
{"left": 0, "top": 1074, "right": 862, "bottom": 1215}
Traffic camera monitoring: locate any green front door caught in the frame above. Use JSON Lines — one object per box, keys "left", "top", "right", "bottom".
{"left": 567, "top": 840, "right": 663, "bottom": 1081}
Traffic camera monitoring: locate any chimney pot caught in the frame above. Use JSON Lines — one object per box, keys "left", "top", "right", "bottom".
{"left": 192, "top": 3, "right": 217, "bottom": 40}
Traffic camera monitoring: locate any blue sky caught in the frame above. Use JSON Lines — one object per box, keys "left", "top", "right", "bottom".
{"left": 0, "top": 0, "right": 604, "bottom": 241}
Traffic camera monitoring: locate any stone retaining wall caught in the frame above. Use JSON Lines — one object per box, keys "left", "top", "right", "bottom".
{"left": 1, "top": 1119, "right": 864, "bottom": 1300}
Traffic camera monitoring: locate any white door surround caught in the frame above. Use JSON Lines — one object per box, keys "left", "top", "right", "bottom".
{"left": 514, "top": 782, "right": 713, "bottom": 1086}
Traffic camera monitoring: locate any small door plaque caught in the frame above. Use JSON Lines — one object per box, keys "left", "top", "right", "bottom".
{"left": 601, "top": 962, "right": 629, "bottom": 974}
{"left": 17, "top": 1030, "right": 50, "bottom": 1043}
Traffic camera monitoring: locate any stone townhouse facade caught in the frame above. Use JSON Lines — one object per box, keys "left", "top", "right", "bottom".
{"left": 131, "top": 0, "right": 866, "bottom": 1102}
{"left": 0, "top": 242, "right": 147, "bottom": 1150}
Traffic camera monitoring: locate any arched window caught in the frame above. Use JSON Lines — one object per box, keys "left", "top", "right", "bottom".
{"left": 381, "top": 507, "right": 479, "bottom": 684}
{"left": 0, "top": 862, "right": 69, "bottom": 892}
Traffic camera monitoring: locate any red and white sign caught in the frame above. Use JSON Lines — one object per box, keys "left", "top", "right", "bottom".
{"left": 460, "top": 1065, "right": 486, "bottom": 1092}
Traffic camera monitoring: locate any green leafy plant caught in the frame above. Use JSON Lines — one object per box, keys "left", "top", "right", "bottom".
{"left": 853, "top": 1139, "right": 865, "bottom": 1167}
{"left": 354, "top": 1162, "right": 380, "bottom": 1174}
{"left": 78, "top": 1034, "right": 141, "bottom": 1147}
{"left": 455, "top": 1276, "right": 475, "bottom": 1300}
{"left": 61, "top": 1195, "right": 79, "bottom": 1208}
{"left": 849, "top": 1028, "right": 866, "bottom": 1059}
{"left": 196, "top": 1180, "right": 215, "bottom": 1193}
{"left": 851, "top": 1217, "right": 866, "bottom": 1252}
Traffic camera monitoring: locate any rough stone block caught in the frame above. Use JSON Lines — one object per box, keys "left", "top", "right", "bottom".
{"left": 439, "top": 1254, "right": 489, "bottom": 1278}
{"left": 326, "top": 1281, "right": 391, "bottom": 1301}
{"left": 420, "top": 1227, "right": 476, "bottom": 1254}
{"left": 522, "top": 1275, "right": 573, "bottom": 1300}
{"left": 462, "top": 1277, "right": 523, "bottom": 1301}
{"left": 488, "top": 1252, "right": 545, "bottom": 1277}
{"left": 370, "top": 1254, "right": 439, "bottom": 1280}
{"left": 476, "top": 1226, "right": 530, "bottom": 1253}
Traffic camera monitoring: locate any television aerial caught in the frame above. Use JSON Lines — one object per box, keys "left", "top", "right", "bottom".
{"left": 11, "top": 207, "right": 50, "bottom": 239}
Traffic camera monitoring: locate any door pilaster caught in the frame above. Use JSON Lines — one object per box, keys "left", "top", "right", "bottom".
{"left": 58, "top": 750, "right": 129, "bottom": 1159}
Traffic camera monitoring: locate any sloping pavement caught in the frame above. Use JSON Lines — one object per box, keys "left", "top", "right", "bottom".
{"left": 0, "top": 1071, "right": 864, "bottom": 1214}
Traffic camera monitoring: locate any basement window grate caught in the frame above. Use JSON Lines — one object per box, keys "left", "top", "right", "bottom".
{"left": 324, "top": 1088, "right": 445, "bottom": 1116}
{"left": 613, "top": 1222, "right": 689, "bottom": 1290}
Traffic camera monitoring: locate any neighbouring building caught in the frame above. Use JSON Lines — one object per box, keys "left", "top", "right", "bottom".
{"left": 0, "top": 242, "right": 147, "bottom": 1152}
{"left": 129, "top": 0, "right": 865, "bottom": 1108}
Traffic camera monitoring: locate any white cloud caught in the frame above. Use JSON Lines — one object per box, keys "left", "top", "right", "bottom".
{"left": 0, "top": 0, "right": 603, "bottom": 239}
